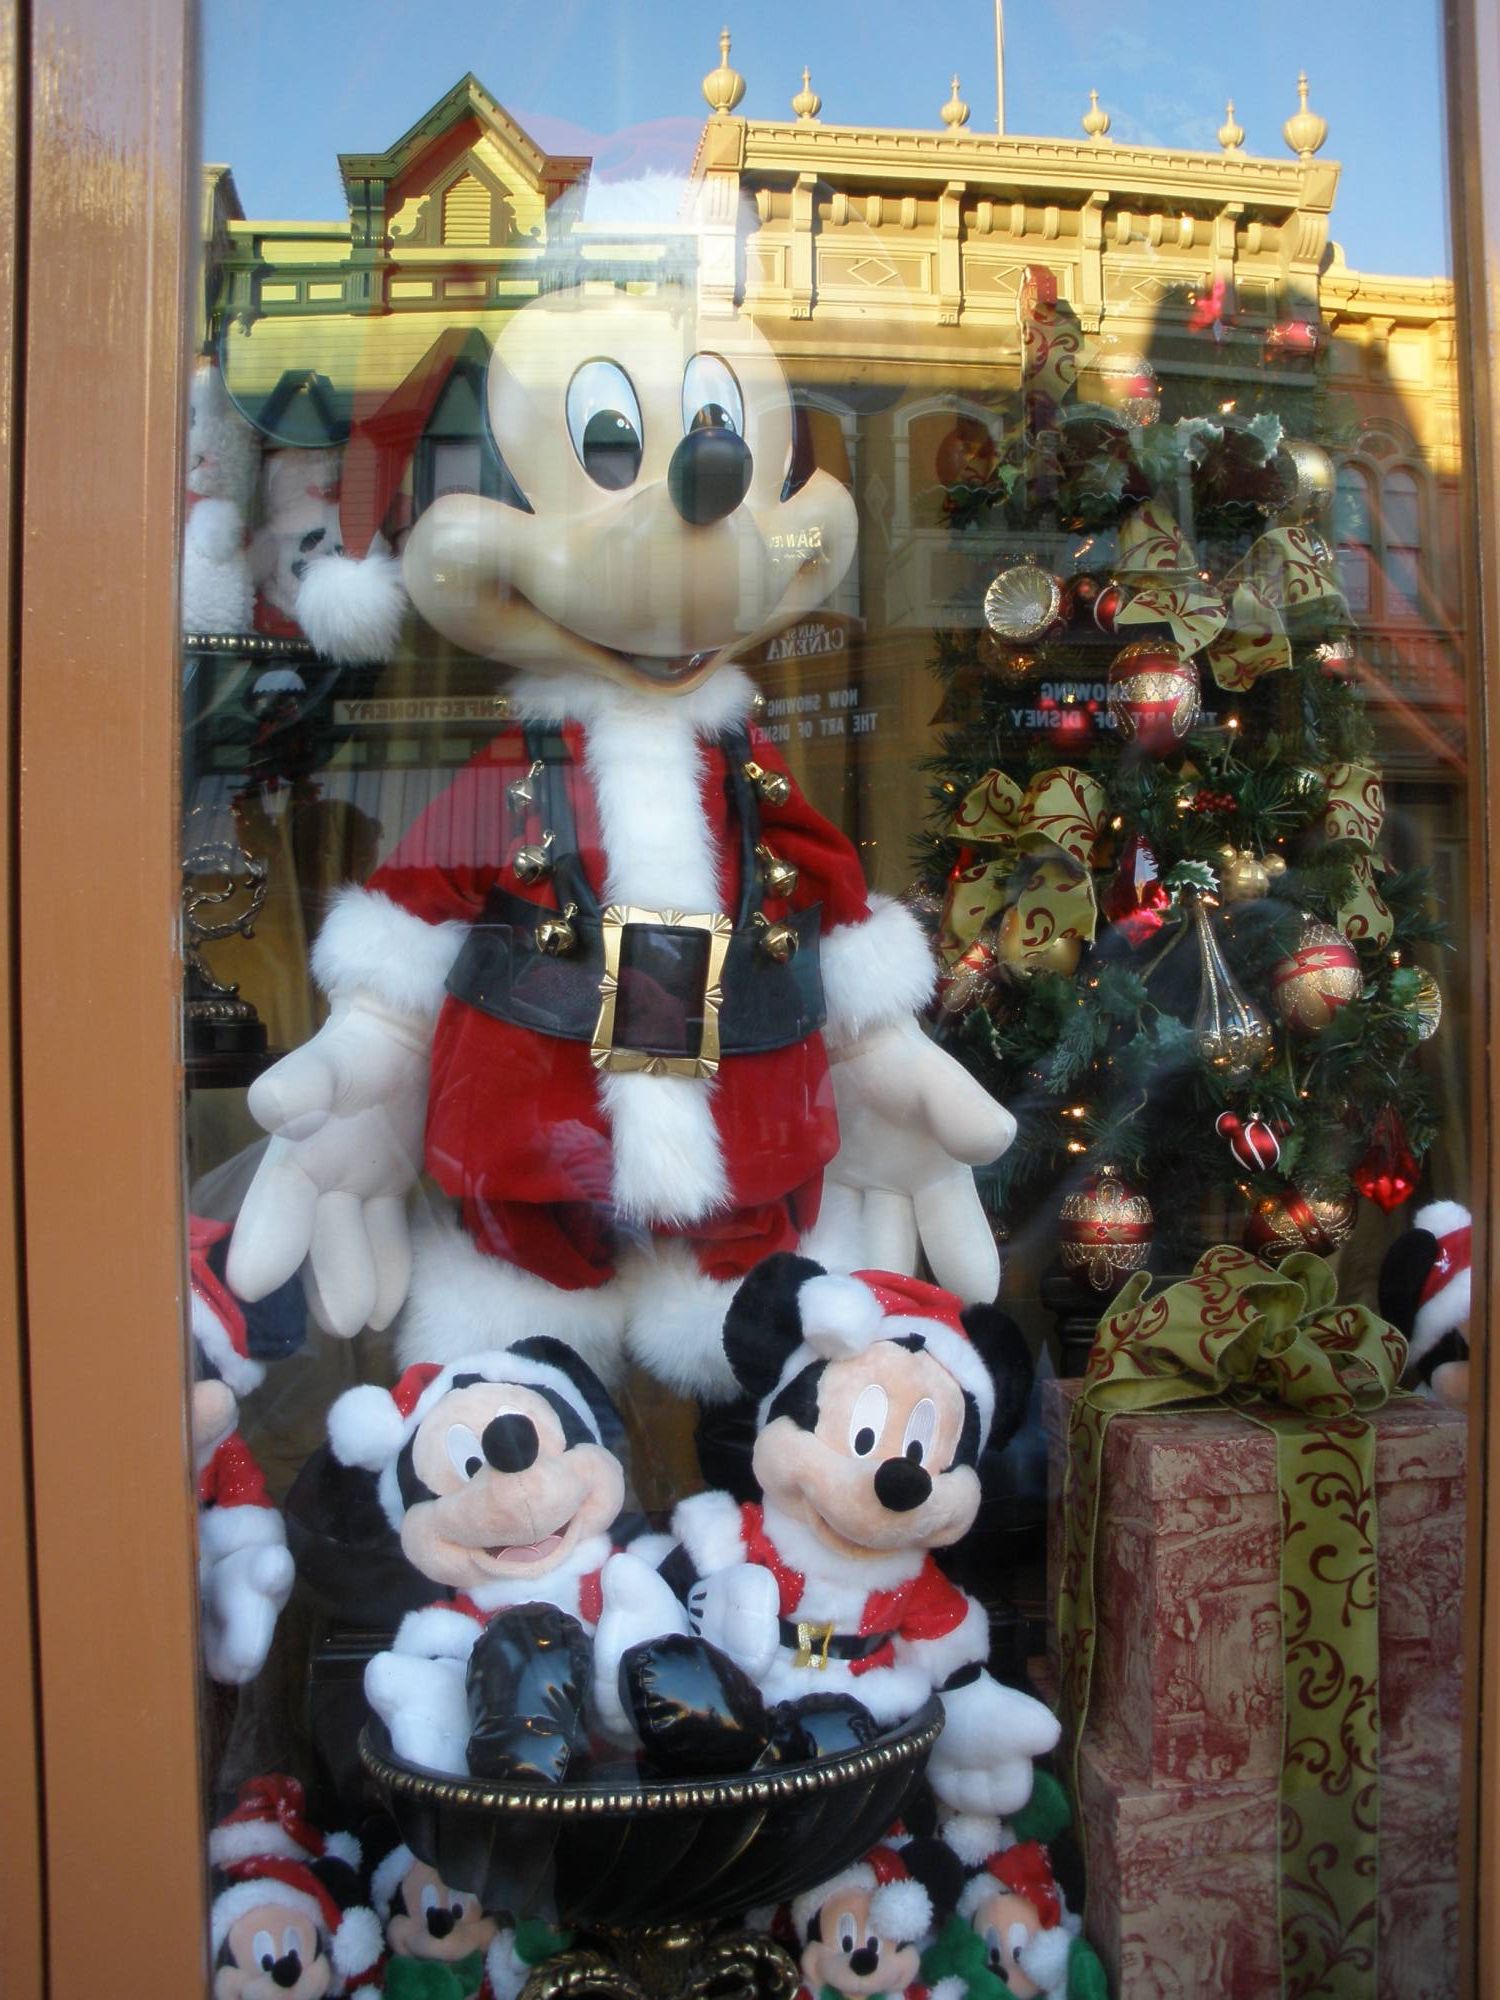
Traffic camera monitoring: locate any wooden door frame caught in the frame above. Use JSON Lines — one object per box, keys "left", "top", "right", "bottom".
{"left": 15, "top": 1, "right": 205, "bottom": 1994}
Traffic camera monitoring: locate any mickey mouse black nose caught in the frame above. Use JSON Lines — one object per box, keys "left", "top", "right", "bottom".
{"left": 849, "top": 1947, "right": 880, "bottom": 1977}
{"left": 667, "top": 427, "right": 753, "bottom": 525}
{"left": 482, "top": 1414, "right": 539, "bottom": 1473}
{"left": 873, "top": 1456, "right": 932, "bottom": 1513}
{"left": 270, "top": 1951, "right": 303, "bottom": 1989}
{"left": 426, "top": 1907, "right": 458, "bottom": 1939}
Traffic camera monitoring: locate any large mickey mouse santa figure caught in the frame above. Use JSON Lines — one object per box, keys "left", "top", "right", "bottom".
{"left": 226, "top": 277, "right": 1015, "bottom": 1396}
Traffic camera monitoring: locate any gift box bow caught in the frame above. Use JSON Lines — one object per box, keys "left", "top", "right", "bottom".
{"left": 939, "top": 765, "right": 1106, "bottom": 970}
{"left": 1085, "top": 1241, "right": 1406, "bottom": 1420}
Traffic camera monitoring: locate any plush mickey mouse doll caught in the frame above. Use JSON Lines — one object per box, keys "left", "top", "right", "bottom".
{"left": 1378, "top": 1199, "right": 1474, "bottom": 1408}
{"left": 209, "top": 1777, "right": 383, "bottom": 2000}
{"left": 328, "top": 1337, "right": 655, "bottom": 1779}
{"left": 792, "top": 1840, "right": 964, "bottom": 2000}
{"left": 595, "top": 1255, "right": 1060, "bottom": 1807}
{"left": 365, "top": 1836, "right": 569, "bottom": 2000}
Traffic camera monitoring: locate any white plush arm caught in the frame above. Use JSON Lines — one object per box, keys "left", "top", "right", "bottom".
{"left": 688, "top": 1562, "right": 781, "bottom": 1684}
{"left": 365, "top": 1650, "right": 471, "bottom": 1775}
{"left": 591, "top": 1551, "right": 691, "bottom": 1742}
{"left": 200, "top": 1522, "right": 294, "bottom": 1686}
{"left": 821, "top": 1017, "right": 1016, "bottom": 1303}
{"left": 927, "top": 1671, "right": 1062, "bottom": 1816}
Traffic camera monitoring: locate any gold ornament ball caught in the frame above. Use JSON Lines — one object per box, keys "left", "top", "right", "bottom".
{"left": 1107, "top": 641, "right": 1202, "bottom": 755}
{"left": 1059, "top": 1166, "right": 1155, "bottom": 1292}
{"left": 983, "top": 562, "right": 1064, "bottom": 643}
{"left": 1277, "top": 439, "right": 1336, "bottom": 520}
{"left": 1220, "top": 851, "right": 1271, "bottom": 905}
{"left": 1413, "top": 967, "right": 1443, "bottom": 1041}
{"left": 1245, "top": 1183, "right": 1357, "bottom": 1261}
{"left": 1270, "top": 916, "right": 1362, "bottom": 1032}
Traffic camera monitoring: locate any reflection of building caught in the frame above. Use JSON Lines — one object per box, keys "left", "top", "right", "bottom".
{"left": 203, "top": 44, "right": 1462, "bottom": 872}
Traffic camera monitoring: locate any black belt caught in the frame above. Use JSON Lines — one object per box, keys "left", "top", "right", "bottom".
{"left": 446, "top": 886, "right": 826, "bottom": 1062}
{"left": 778, "top": 1617, "right": 896, "bottom": 1669}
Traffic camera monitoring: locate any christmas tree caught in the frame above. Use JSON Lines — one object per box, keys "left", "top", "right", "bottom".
{"left": 914, "top": 272, "right": 1445, "bottom": 1298}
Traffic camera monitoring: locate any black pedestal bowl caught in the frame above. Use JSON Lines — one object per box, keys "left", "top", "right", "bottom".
{"left": 358, "top": 1698, "right": 942, "bottom": 1928}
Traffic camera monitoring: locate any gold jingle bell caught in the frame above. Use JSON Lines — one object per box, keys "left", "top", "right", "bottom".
{"left": 756, "top": 841, "right": 800, "bottom": 899}
{"left": 1218, "top": 847, "right": 1289, "bottom": 906}
{"left": 507, "top": 759, "right": 545, "bottom": 814}
{"left": 743, "top": 759, "right": 791, "bottom": 808}
{"left": 756, "top": 916, "right": 799, "bottom": 963}
{"left": 512, "top": 833, "right": 555, "bottom": 885}
{"left": 534, "top": 904, "right": 578, "bottom": 956}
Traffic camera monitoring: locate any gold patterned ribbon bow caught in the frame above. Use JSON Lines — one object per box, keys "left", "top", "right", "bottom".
{"left": 1114, "top": 499, "right": 1228, "bottom": 656}
{"left": 1056, "top": 1244, "right": 1407, "bottom": 1999}
{"left": 939, "top": 766, "right": 1106, "bottom": 970}
{"left": 1323, "top": 761, "right": 1393, "bottom": 947}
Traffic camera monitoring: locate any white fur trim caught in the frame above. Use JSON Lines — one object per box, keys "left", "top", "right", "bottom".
{"left": 798, "top": 1273, "right": 887, "bottom": 1355}
{"left": 791, "top": 1864, "right": 874, "bottom": 1943}
{"left": 1411, "top": 1268, "right": 1471, "bottom": 1365}
{"left": 618, "top": 1240, "right": 740, "bottom": 1400}
{"left": 323, "top": 1831, "right": 360, "bottom": 1871}
{"left": 486, "top": 1931, "right": 529, "bottom": 2000}
{"left": 929, "top": 1977, "right": 967, "bottom": 2000}
{"left": 200, "top": 1501, "right": 285, "bottom": 1565}
{"left": 296, "top": 547, "right": 407, "bottom": 665}
{"left": 672, "top": 1488, "right": 749, "bottom": 1576}
{"left": 957, "top": 1873, "right": 998, "bottom": 1924}
{"left": 328, "top": 1382, "right": 409, "bottom": 1473}
{"left": 369, "top": 1844, "right": 414, "bottom": 1919}
{"left": 392, "top": 1604, "right": 483, "bottom": 1662}
{"left": 396, "top": 1208, "right": 626, "bottom": 1385}
{"left": 819, "top": 896, "right": 936, "bottom": 1049}
{"left": 759, "top": 1498, "right": 926, "bottom": 1595}
{"left": 210, "top": 1821, "right": 312, "bottom": 1869}
{"left": 211, "top": 1877, "right": 324, "bottom": 1955}
{"left": 599, "top": 1070, "right": 729, "bottom": 1226}
{"left": 893, "top": 1590, "right": 988, "bottom": 1684}
{"left": 940, "top": 1814, "right": 1003, "bottom": 1870}
{"left": 331, "top": 1904, "right": 385, "bottom": 1980}
{"left": 506, "top": 665, "right": 758, "bottom": 737}
{"left": 1022, "top": 1925, "right": 1072, "bottom": 1995}
{"left": 311, "top": 886, "right": 467, "bottom": 1019}
{"left": 870, "top": 1877, "right": 931, "bottom": 1944}
{"left": 190, "top": 1289, "right": 263, "bottom": 1397}
{"left": 1414, "top": 1200, "right": 1470, "bottom": 1239}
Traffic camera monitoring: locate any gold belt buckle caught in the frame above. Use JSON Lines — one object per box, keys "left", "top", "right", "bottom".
{"left": 794, "top": 1620, "right": 836, "bottom": 1670}
{"left": 590, "top": 903, "right": 734, "bottom": 1080}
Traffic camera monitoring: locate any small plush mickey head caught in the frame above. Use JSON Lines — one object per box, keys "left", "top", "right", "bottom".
{"left": 327, "top": 1337, "right": 625, "bottom": 1592}
{"left": 792, "top": 1847, "right": 934, "bottom": 1999}
{"left": 210, "top": 1861, "right": 381, "bottom": 2000}
{"left": 371, "top": 1843, "right": 498, "bottom": 1966}
{"left": 956, "top": 1843, "right": 1071, "bottom": 2000}
{"left": 722, "top": 1255, "right": 1031, "bottom": 1560}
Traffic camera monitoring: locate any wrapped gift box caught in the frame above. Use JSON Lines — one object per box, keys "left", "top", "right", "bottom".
{"left": 1044, "top": 1377, "right": 1466, "bottom": 1999}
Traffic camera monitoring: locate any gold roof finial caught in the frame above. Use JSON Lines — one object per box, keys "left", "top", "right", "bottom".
{"left": 941, "top": 76, "right": 971, "bottom": 129}
{"left": 1218, "top": 99, "right": 1245, "bottom": 154}
{"left": 1282, "top": 71, "right": 1327, "bottom": 159}
{"left": 703, "top": 27, "right": 746, "bottom": 118}
{"left": 1082, "top": 88, "right": 1111, "bottom": 142}
{"left": 792, "top": 65, "right": 821, "bottom": 123}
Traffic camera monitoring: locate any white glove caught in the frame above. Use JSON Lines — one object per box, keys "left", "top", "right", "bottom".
{"left": 201, "top": 1541, "right": 295, "bottom": 1686}
{"left": 928, "top": 1671, "right": 1061, "bottom": 1816}
{"left": 688, "top": 1562, "right": 781, "bottom": 1683}
{"left": 365, "top": 1650, "right": 471, "bottom": 1775}
{"left": 226, "top": 996, "right": 431, "bottom": 1337}
{"left": 823, "top": 1017, "right": 1017, "bottom": 1301}
{"left": 591, "top": 1552, "right": 690, "bottom": 1742}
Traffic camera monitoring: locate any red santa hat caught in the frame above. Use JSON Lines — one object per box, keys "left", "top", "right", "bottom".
{"left": 785, "top": 1269, "right": 996, "bottom": 1442}
{"left": 209, "top": 1775, "right": 361, "bottom": 1872}
{"left": 1379, "top": 1199, "right": 1472, "bottom": 1373}
{"left": 211, "top": 1856, "right": 383, "bottom": 1986}
{"left": 327, "top": 1338, "right": 624, "bottom": 1531}
{"left": 190, "top": 1216, "right": 265, "bottom": 1399}
{"left": 790, "top": 1844, "right": 934, "bottom": 1948}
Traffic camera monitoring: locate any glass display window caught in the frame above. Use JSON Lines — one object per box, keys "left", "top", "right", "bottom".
{"left": 12, "top": 3, "right": 1500, "bottom": 1995}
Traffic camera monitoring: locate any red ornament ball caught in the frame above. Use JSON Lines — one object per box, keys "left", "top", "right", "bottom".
{"left": 935, "top": 418, "right": 998, "bottom": 489}
{"left": 1058, "top": 1166, "right": 1155, "bottom": 1292}
{"left": 1245, "top": 1183, "right": 1357, "bottom": 1260}
{"left": 1217, "top": 1110, "right": 1284, "bottom": 1173}
{"left": 1352, "top": 1107, "right": 1419, "bottom": 1212}
{"left": 1270, "top": 916, "right": 1362, "bottom": 1033}
{"left": 1093, "top": 582, "right": 1125, "bottom": 636}
{"left": 1106, "top": 640, "right": 1201, "bottom": 755}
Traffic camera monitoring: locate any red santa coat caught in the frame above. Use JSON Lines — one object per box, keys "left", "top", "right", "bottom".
{"left": 321, "top": 670, "right": 934, "bottom": 1293}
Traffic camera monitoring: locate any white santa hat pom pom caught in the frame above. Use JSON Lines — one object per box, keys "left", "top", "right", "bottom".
{"left": 871, "top": 1877, "right": 933, "bottom": 1945}
{"left": 322, "top": 1830, "right": 361, "bottom": 1871}
{"left": 328, "top": 1383, "right": 409, "bottom": 1470}
{"left": 1021, "top": 1925, "right": 1072, "bottom": 1995}
{"left": 929, "top": 1979, "right": 968, "bottom": 2000}
{"left": 331, "top": 1904, "right": 384, "bottom": 1981}
{"left": 798, "top": 1273, "right": 886, "bottom": 1357}
{"left": 296, "top": 548, "right": 406, "bottom": 664}
{"left": 941, "top": 1814, "right": 1004, "bottom": 1869}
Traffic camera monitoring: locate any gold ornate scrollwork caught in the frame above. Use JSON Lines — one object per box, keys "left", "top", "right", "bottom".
{"left": 522, "top": 1927, "right": 799, "bottom": 2000}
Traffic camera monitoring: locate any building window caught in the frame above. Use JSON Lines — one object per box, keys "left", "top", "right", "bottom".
{"left": 1336, "top": 462, "right": 1375, "bottom": 615}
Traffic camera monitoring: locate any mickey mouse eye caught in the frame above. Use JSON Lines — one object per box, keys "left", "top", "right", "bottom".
{"left": 682, "top": 352, "right": 744, "bottom": 437}
{"left": 839, "top": 1923, "right": 856, "bottom": 1953}
{"left": 281, "top": 1928, "right": 302, "bottom": 1961}
{"left": 253, "top": 1929, "right": 276, "bottom": 1971}
{"left": 849, "top": 1383, "right": 888, "bottom": 1457}
{"left": 446, "top": 1424, "right": 485, "bottom": 1481}
{"left": 902, "top": 1398, "right": 937, "bottom": 1466}
{"left": 1007, "top": 1922, "right": 1031, "bottom": 1958}
{"left": 567, "top": 359, "right": 643, "bottom": 489}
{"left": 421, "top": 1883, "right": 440, "bottom": 1916}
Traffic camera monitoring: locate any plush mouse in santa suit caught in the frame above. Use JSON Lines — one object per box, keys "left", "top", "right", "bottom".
{"left": 365, "top": 1836, "right": 568, "bottom": 2000}
{"left": 1378, "top": 1199, "right": 1474, "bottom": 1408}
{"left": 191, "top": 1215, "right": 297, "bottom": 1685}
{"left": 225, "top": 285, "right": 1016, "bottom": 1399}
{"left": 594, "top": 1256, "right": 1060, "bottom": 1811}
{"left": 791, "top": 1842, "right": 960, "bottom": 2000}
